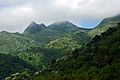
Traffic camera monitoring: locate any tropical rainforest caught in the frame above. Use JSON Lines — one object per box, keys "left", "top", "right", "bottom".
{"left": 0, "top": 14, "right": 120, "bottom": 80}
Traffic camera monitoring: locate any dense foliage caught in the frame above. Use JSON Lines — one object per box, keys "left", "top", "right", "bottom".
{"left": 88, "top": 14, "right": 120, "bottom": 37}
{"left": 1, "top": 15, "right": 120, "bottom": 80}
{"left": 0, "top": 31, "right": 44, "bottom": 69}
{"left": 31, "top": 23, "right": 120, "bottom": 80}
{"left": 0, "top": 21, "right": 90, "bottom": 79}
{"left": 0, "top": 54, "right": 35, "bottom": 79}
{"left": 45, "top": 31, "right": 91, "bottom": 53}
{"left": 0, "top": 31, "right": 39, "bottom": 54}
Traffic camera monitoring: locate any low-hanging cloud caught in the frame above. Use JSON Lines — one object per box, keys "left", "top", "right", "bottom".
{"left": 0, "top": 0, "right": 120, "bottom": 32}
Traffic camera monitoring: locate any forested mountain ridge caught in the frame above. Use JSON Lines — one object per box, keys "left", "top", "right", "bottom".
{"left": 45, "top": 30, "right": 91, "bottom": 53}
{"left": 30, "top": 22, "right": 120, "bottom": 80}
{"left": 23, "top": 21, "right": 90, "bottom": 44}
{"left": 88, "top": 14, "right": 120, "bottom": 37}
{"left": 1, "top": 15, "right": 120, "bottom": 80}
{"left": 0, "top": 31, "right": 46, "bottom": 70}
{"left": 0, "top": 21, "right": 91, "bottom": 79}
{"left": 0, "top": 31, "right": 64, "bottom": 71}
{"left": 0, "top": 31, "right": 39, "bottom": 54}
{"left": 27, "top": 14, "right": 120, "bottom": 55}
{"left": 23, "top": 21, "right": 91, "bottom": 57}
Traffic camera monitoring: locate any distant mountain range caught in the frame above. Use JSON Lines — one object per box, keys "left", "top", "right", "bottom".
{"left": 23, "top": 21, "right": 89, "bottom": 44}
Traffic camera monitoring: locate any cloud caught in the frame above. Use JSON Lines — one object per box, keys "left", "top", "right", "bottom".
{"left": 0, "top": 0, "right": 120, "bottom": 32}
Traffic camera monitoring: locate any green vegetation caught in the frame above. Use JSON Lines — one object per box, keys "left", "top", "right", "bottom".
{"left": 23, "top": 21, "right": 90, "bottom": 44}
{"left": 0, "top": 31, "right": 63, "bottom": 70}
{"left": 0, "top": 54, "right": 35, "bottom": 78}
{"left": 45, "top": 30, "right": 91, "bottom": 53}
{"left": 88, "top": 14, "right": 120, "bottom": 37}
{"left": 1, "top": 15, "right": 120, "bottom": 80}
{"left": 0, "top": 31, "right": 44, "bottom": 69}
{"left": 31, "top": 23, "right": 120, "bottom": 80}
{"left": 0, "top": 31, "right": 39, "bottom": 54}
{"left": 45, "top": 37, "right": 80, "bottom": 52}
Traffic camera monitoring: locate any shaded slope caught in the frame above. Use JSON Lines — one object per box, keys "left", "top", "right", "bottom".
{"left": 0, "top": 31, "right": 62, "bottom": 69}
{"left": 32, "top": 23, "right": 120, "bottom": 80}
{"left": 0, "top": 31, "right": 44, "bottom": 69}
{"left": 0, "top": 54, "right": 35, "bottom": 78}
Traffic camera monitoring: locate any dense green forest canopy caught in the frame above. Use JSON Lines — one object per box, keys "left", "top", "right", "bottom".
{"left": 30, "top": 22, "right": 120, "bottom": 80}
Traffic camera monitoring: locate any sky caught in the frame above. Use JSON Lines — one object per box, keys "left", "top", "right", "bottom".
{"left": 0, "top": 0, "right": 120, "bottom": 32}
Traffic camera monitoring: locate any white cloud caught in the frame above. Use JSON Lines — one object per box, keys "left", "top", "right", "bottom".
{"left": 0, "top": 0, "right": 120, "bottom": 32}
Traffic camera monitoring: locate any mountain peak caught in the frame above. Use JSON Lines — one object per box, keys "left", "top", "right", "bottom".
{"left": 39, "top": 23, "right": 46, "bottom": 28}
{"left": 46, "top": 20, "right": 84, "bottom": 32}
{"left": 31, "top": 21, "right": 36, "bottom": 24}
{"left": 29, "top": 21, "right": 37, "bottom": 27}
{"left": 24, "top": 22, "right": 46, "bottom": 34}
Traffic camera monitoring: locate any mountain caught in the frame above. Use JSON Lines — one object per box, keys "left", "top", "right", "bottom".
{"left": 2, "top": 15, "right": 120, "bottom": 80}
{"left": 30, "top": 23, "right": 120, "bottom": 80}
{"left": 23, "top": 21, "right": 90, "bottom": 44}
{"left": 24, "top": 21, "right": 46, "bottom": 34}
{"left": 43, "top": 22, "right": 91, "bottom": 57}
{"left": 20, "top": 21, "right": 91, "bottom": 69}
{"left": 48, "top": 21, "right": 89, "bottom": 33}
{"left": 0, "top": 21, "right": 90, "bottom": 72}
{"left": 88, "top": 14, "right": 120, "bottom": 37}
{"left": 0, "top": 21, "right": 91, "bottom": 70}
{"left": 0, "top": 54, "right": 35, "bottom": 78}
{"left": 0, "top": 21, "right": 91, "bottom": 79}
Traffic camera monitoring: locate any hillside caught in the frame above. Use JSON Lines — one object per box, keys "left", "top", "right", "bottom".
{"left": 45, "top": 30, "right": 91, "bottom": 53}
{"left": 0, "top": 22, "right": 90, "bottom": 72}
{"left": 2, "top": 15, "right": 120, "bottom": 80}
{"left": 0, "top": 54, "right": 35, "bottom": 78}
{"left": 45, "top": 14, "right": 120, "bottom": 54}
{"left": 0, "top": 31, "right": 45, "bottom": 69}
{"left": 0, "top": 31, "right": 39, "bottom": 54}
{"left": 30, "top": 23, "right": 120, "bottom": 80}
{"left": 88, "top": 14, "right": 120, "bottom": 37}
{"left": 0, "top": 31, "right": 67, "bottom": 70}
